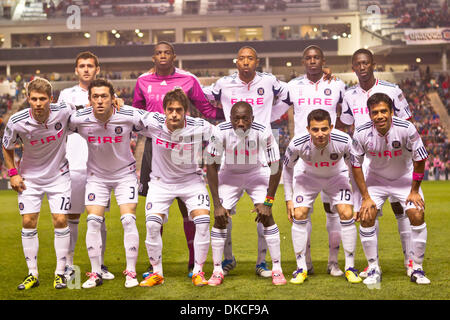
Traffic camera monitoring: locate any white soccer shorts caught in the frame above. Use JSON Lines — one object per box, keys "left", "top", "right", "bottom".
{"left": 145, "top": 177, "right": 210, "bottom": 223}
{"left": 293, "top": 172, "right": 353, "bottom": 211}
{"left": 18, "top": 174, "right": 72, "bottom": 215}
{"left": 219, "top": 167, "right": 269, "bottom": 214}
{"left": 85, "top": 176, "right": 139, "bottom": 207}
{"left": 366, "top": 172, "right": 425, "bottom": 212}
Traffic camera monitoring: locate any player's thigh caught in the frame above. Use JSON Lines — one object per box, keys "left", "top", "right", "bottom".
{"left": 85, "top": 179, "right": 112, "bottom": 207}
{"left": 69, "top": 169, "right": 87, "bottom": 215}
{"left": 292, "top": 174, "right": 322, "bottom": 210}
{"left": 365, "top": 174, "right": 390, "bottom": 210}
{"left": 145, "top": 180, "right": 175, "bottom": 224}
{"left": 45, "top": 174, "right": 72, "bottom": 215}
{"left": 18, "top": 182, "right": 45, "bottom": 215}
{"left": 180, "top": 182, "right": 211, "bottom": 217}
{"left": 113, "top": 177, "right": 139, "bottom": 207}
{"left": 218, "top": 172, "right": 245, "bottom": 213}
{"left": 244, "top": 168, "right": 269, "bottom": 205}
{"left": 323, "top": 174, "right": 353, "bottom": 213}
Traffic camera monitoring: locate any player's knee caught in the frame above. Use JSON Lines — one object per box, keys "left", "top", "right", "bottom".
{"left": 406, "top": 209, "right": 425, "bottom": 226}
{"left": 53, "top": 214, "right": 68, "bottom": 228}
{"left": 22, "top": 214, "right": 38, "bottom": 229}
{"left": 293, "top": 207, "right": 309, "bottom": 221}
{"left": 337, "top": 205, "right": 353, "bottom": 220}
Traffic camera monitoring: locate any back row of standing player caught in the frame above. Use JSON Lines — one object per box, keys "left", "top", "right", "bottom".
{"left": 2, "top": 43, "right": 430, "bottom": 290}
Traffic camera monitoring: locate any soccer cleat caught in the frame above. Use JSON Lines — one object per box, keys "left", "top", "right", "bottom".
{"left": 139, "top": 273, "right": 164, "bottom": 287}
{"left": 272, "top": 270, "right": 287, "bottom": 286}
{"left": 187, "top": 264, "right": 194, "bottom": 278}
{"left": 208, "top": 271, "right": 224, "bottom": 286}
{"left": 17, "top": 274, "right": 39, "bottom": 290}
{"left": 100, "top": 265, "right": 115, "bottom": 280}
{"left": 410, "top": 269, "right": 431, "bottom": 285}
{"left": 290, "top": 268, "right": 307, "bottom": 284}
{"left": 359, "top": 265, "right": 369, "bottom": 278}
{"left": 222, "top": 257, "right": 236, "bottom": 276}
{"left": 406, "top": 259, "right": 414, "bottom": 277}
{"left": 64, "top": 265, "right": 75, "bottom": 282}
{"left": 363, "top": 266, "right": 382, "bottom": 286}
{"left": 327, "top": 263, "right": 344, "bottom": 277}
{"left": 255, "top": 262, "right": 272, "bottom": 278}
{"left": 82, "top": 272, "right": 103, "bottom": 289}
{"left": 192, "top": 272, "right": 208, "bottom": 287}
{"left": 54, "top": 274, "right": 67, "bottom": 289}
{"left": 123, "top": 270, "right": 139, "bottom": 288}
{"left": 142, "top": 265, "right": 153, "bottom": 279}
{"left": 345, "top": 267, "right": 362, "bottom": 284}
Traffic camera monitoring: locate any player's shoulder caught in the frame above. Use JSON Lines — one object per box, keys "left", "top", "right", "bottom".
{"left": 292, "top": 133, "right": 310, "bottom": 147}
{"left": 218, "top": 72, "right": 239, "bottom": 84}
{"left": 186, "top": 115, "right": 208, "bottom": 127}
{"left": 344, "top": 84, "right": 359, "bottom": 96}
{"left": 74, "top": 106, "right": 93, "bottom": 117}
{"left": 116, "top": 105, "right": 139, "bottom": 117}
{"left": 377, "top": 79, "right": 397, "bottom": 89}
{"left": 174, "top": 68, "right": 199, "bottom": 81}
{"left": 288, "top": 75, "right": 307, "bottom": 85}
{"left": 50, "top": 101, "right": 70, "bottom": 112}
{"left": 137, "top": 72, "right": 153, "bottom": 80}
{"left": 217, "top": 121, "right": 233, "bottom": 131}
{"left": 149, "top": 111, "right": 166, "bottom": 124}
{"left": 355, "top": 120, "right": 373, "bottom": 134}
{"left": 256, "top": 71, "right": 277, "bottom": 81}
{"left": 330, "top": 129, "right": 351, "bottom": 144}
{"left": 250, "top": 121, "right": 266, "bottom": 132}
{"left": 392, "top": 116, "right": 411, "bottom": 129}
{"left": 9, "top": 108, "right": 31, "bottom": 124}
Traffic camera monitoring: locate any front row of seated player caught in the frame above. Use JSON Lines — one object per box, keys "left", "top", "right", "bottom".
{"left": 2, "top": 78, "right": 430, "bottom": 290}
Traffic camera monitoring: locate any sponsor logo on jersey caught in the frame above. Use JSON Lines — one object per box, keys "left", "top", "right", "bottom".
{"left": 30, "top": 130, "right": 65, "bottom": 146}
{"left": 368, "top": 150, "right": 403, "bottom": 158}
{"left": 296, "top": 195, "right": 303, "bottom": 203}
{"left": 298, "top": 98, "right": 333, "bottom": 106}
{"left": 305, "top": 161, "right": 339, "bottom": 168}
{"left": 230, "top": 97, "right": 264, "bottom": 106}
{"left": 324, "top": 88, "right": 332, "bottom": 96}
{"left": 115, "top": 126, "right": 123, "bottom": 134}
{"left": 330, "top": 153, "right": 339, "bottom": 160}
{"left": 88, "top": 136, "right": 123, "bottom": 144}
{"left": 352, "top": 107, "right": 370, "bottom": 115}
{"left": 257, "top": 87, "right": 265, "bottom": 95}
{"left": 87, "top": 193, "right": 96, "bottom": 201}
{"left": 392, "top": 140, "right": 401, "bottom": 148}
{"left": 55, "top": 122, "right": 62, "bottom": 130}
{"left": 19, "top": 202, "right": 24, "bottom": 210}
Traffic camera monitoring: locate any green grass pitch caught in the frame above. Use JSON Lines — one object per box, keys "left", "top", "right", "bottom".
{"left": 0, "top": 181, "right": 449, "bottom": 300}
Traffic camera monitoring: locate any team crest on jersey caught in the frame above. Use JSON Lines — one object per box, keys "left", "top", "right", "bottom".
{"left": 55, "top": 122, "right": 62, "bottom": 130}
{"left": 392, "top": 140, "right": 401, "bottom": 149}
{"left": 19, "top": 202, "right": 24, "bottom": 210}
{"left": 330, "top": 153, "right": 339, "bottom": 160}
{"left": 88, "top": 193, "right": 96, "bottom": 201}
{"left": 115, "top": 126, "right": 123, "bottom": 134}
{"left": 257, "top": 87, "right": 265, "bottom": 96}
{"left": 296, "top": 195, "right": 303, "bottom": 203}
{"left": 324, "top": 88, "right": 332, "bottom": 96}
{"left": 146, "top": 202, "right": 152, "bottom": 210}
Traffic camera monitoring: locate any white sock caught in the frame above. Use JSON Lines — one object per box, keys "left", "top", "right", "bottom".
{"left": 411, "top": 223, "right": 427, "bottom": 270}
{"left": 21, "top": 228, "right": 39, "bottom": 277}
{"left": 67, "top": 218, "right": 79, "bottom": 267}
{"left": 305, "top": 215, "right": 313, "bottom": 269}
{"left": 211, "top": 227, "right": 227, "bottom": 273}
{"left": 326, "top": 213, "right": 341, "bottom": 265}
{"left": 291, "top": 218, "right": 308, "bottom": 271}
{"left": 396, "top": 213, "right": 413, "bottom": 266}
{"left": 256, "top": 222, "right": 268, "bottom": 265}
{"left": 192, "top": 215, "right": 211, "bottom": 275}
{"left": 145, "top": 215, "right": 163, "bottom": 276}
{"left": 54, "top": 226, "right": 70, "bottom": 275}
{"left": 223, "top": 216, "right": 233, "bottom": 261}
{"left": 340, "top": 218, "right": 356, "bottom": 270}
{"left": 264, "top": 224, "right": 282, "bottom": 272}
{"left": 100, "top": 218, "right": 107, "bottom": 266}
{"left": 86, "top": 215, "right": 103, "bottom": 274}
{"left": 121, "top": 214, "right": 139, "bottom": 273}
{"left": 359, "top": 225, "right": 379, "bottom": 268}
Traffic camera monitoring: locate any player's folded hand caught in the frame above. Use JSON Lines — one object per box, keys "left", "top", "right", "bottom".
{"left": 253, "top": 203, "right": 271, "bottom": 224}
{"left": 11, "top": 175, "right": 26, "bottom": 193}
{"left": 360, "top": 197, "right": 377, "bottom": 222}
{"left": 406, "top": 191, "right": 425, "bottom": 211}
{"left": 322, "top": 67, "right": 336, "bottom": 83}
{"left": 214, "top": 205, "right": 230, "bottom": 228}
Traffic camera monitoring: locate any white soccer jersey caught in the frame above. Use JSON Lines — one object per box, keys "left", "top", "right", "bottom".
{"left": 207, "top": 121, "right": 280, "bottom": 173}
{"left": 287, "top": 76, "right": 346, "bottom": 136}
{"left": 58, "top": 85, "right": 90, "bottom": 171}
{"left": 139, "top": 112, "right": 213, "bottom": 184}
{"left": 351, "top": 116, "right": 428, "bottom": 180}
{"left": 203, "top": 71, "right": 290, "bottom": 126}
{"left": 2, "top": 102, "right": 73, "bottom": 185}
{"left": 283, "top": 129, "right": 352, "bottom": 179}
{"left": 68, "top": 105, "right": 145, "bottom": 181}
{"left": 340, "top": 79, "right": 412, "bottom": 128}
